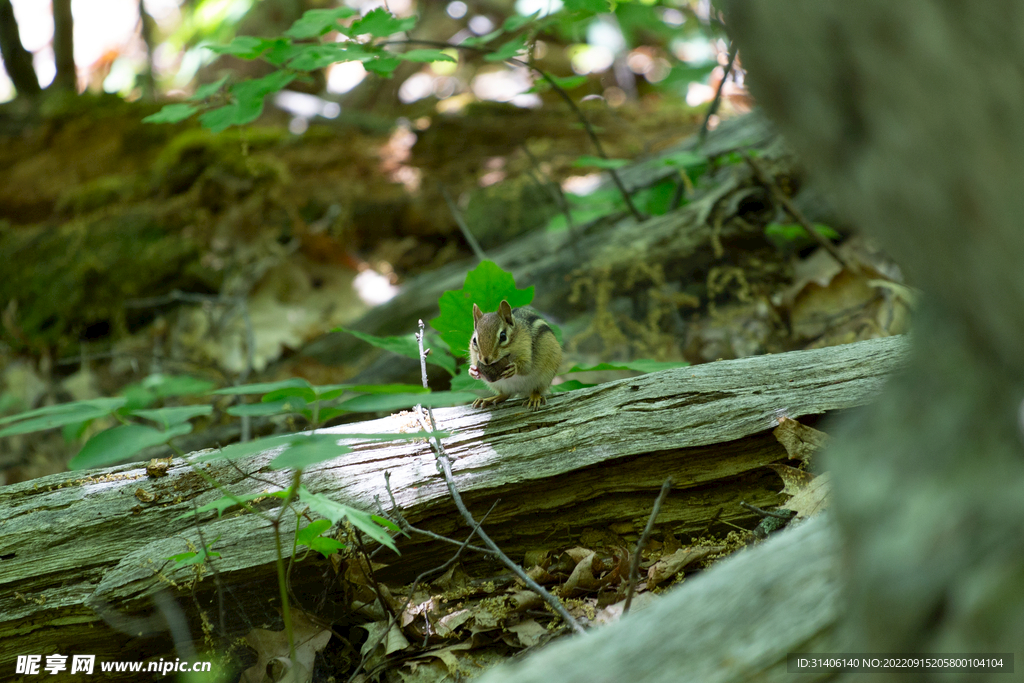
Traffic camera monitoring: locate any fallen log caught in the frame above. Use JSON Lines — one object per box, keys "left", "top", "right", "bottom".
{"left": 0, "top": 335, "right": 906, "bottom": 674}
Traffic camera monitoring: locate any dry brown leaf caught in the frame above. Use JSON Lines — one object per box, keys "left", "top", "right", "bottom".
{"left": 647, "top": 546, "right": 725, "bottom": 587}
{"left": 785, "top": 471, "right": 832, "bottom": 520}
{"left": 507, "top": 618, "right": 548, "bottom": 648}
{"left": 773, "top": 416, "right": 830, "bottom": 465}
{"left": 767, "top": 463, "right": 816, "bottom": 496}
{"left": 241, "top": 609, "right": 331, "bottom": 683}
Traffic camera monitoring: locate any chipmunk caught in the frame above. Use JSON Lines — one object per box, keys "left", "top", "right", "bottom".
{"left": 468, "top": 300, "right": 562, "bottom": 409}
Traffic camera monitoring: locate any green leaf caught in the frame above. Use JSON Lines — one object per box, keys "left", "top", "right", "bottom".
{"left": 399, "top": 49, "right": 457, "bottom": 63}
{"left": 364, "top": 56, "right": 402, "bottom": 76}
{"left": 191, "top": 76, "right": 229, "bottom": 100}
{"left": 564, "top": 0, "right": 609, "bottom": 14}
{"left": 296, "top": 519, "right": 346, "bottom": 557}
{"left": 485, "top": 35, "right": 528, "bottom": 62}
{"left": 450, "top": 369, "right": 482, "bottom": 392}
{"left": 141, "top": 374, "right": 216, "bottom": 397}
{"left": 0, "top": 398, "right": 127, "bottom": 437}
{"left": 503, "top": 10, "right": 541, "bottom": 32}
{"left": 349, "top": 8, "right": 416, "bottom": 38}
{"left": 661, "top": 150, "right": 707, "bottom": 171}
{"left": 200, "top": 71, "right": 296, "bottom": 132}
{"left": 429, "top": 260, "right": 534, "bottom": 358}
{"left": 284, "top": 7, "right": 358, "bottom": 39}
{"left": 300, "top": 486, "right": 397, "bottom": 552}
{"left": 550, "top": 379, "right": 594, "bottom": 393}
{"left": 143, "top": 103, "right": 199, "bottom": 124}
{"left": 764, "top": 223, "right": 841, "bottom": 244}
{"left": 69, "top": 423, "right": 192, "bottom": 470}
{"left": 335, "top": 392, "right": 477, "bottom": 413}
{"left": 261, "top": 40, "right": 307, "bottom": 67}
{"left": 636, "top": 178, "right": 678, "bottom": 216}
{"left": 529, "top": 73, "right": 588, "bottom": 93}
{"left": 213, "top": 378, "right": 313, "bottom": 395}
{"left": 177, "top": 491, "right": 276, "bottom": 519}
{"left": 335, "top": 327, "right": 456, "bottom": 375}
{"left": 460, "top": 28, "right": 504, "bottom": 47}
{"left": 130, "top": 405, "right": 213, "bottom": 429}
{"left": 206, "top": 36, "right": 273, "bottom": 60}
{"left": 270, "top": 434, "right": 350, "bottom": 469}
{"left": 262, "top": 386, "right": 318, "bottom": 404}
{"left": 572, "top": 155, "right": 630, "bottom": 169}
{"left": 226, "top": 398, "right": 308, "bottom": 417}
{"left": 569, "top": 359, "right": 689, "bottom": 373}
{"left": 168, "top": 537, "right": 220, "bottom": 566}
{"left": 346, "top": 384, "right": 431, "bottom": 395}
{"left": 287, "top": 43, "right": 373, "bottom": 71}
{"left": 0, "top": 397, "right": 126, "bottom": 427}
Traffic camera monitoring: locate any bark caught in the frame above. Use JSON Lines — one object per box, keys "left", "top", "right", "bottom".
{"left": 51, "top": 0, "right": 75, "bottom": 91}
{"left": 0, "top": 0, "right": 40, "bottom": 95}
{"left": 0, "top": 335, "right": 906, "bottom": 675}
{"left": 724, "top": 0, "right": 1024, "bottom": 676}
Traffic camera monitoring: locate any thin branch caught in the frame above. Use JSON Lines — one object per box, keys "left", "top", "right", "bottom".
{"left": 739, "top": 500, "right": 796, "bottom": 521}
{"left": 439, "top": 183, "right": 487, "bottom": 263}
{"left": 623, "top": 478, "right": 672, "bottom": 615}
{"left": 414, "top": 320, "right": 585, "bottom": 635}
{"left": 383, "top": 38, "right": 645, "bottom": 222}
{"left": 698, "top": 42, "right": 738, "bottom": 146}
{"left": 744, "top": 153, "right": 855, "bottom": 270}
{"left": 520, "top": 143, "right": 582, "bottom": 253}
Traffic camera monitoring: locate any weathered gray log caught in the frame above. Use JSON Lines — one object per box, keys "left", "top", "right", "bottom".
{"left": 0, "top": 335, "right": 906, "bottom": 672}
{"left": 479, "top": 513, "right": 842, "bottom": 683}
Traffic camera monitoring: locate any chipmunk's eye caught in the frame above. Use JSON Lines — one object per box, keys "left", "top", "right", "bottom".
{"left": 472, "top": 336, "right": 478, "bottom": 347}
{"left": 499, "top": 331, "right": 507, "bottom": 343}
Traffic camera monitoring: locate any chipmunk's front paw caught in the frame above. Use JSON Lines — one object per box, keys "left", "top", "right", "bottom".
{"left": 523, "top": 392, "right": 547, "bottom": 410}
{"left": 473, "top": 394, "right": 509, "bottom": 409}
{"left": 468, "top": 365, "right": 481, "bottom": 380}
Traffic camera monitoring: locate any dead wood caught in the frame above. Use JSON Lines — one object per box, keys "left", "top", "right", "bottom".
{"left": 478, "top": 513, "right": 842, "bottom": 683}
{"left": 0, "top": 335, "right": 905, "bottom": 673}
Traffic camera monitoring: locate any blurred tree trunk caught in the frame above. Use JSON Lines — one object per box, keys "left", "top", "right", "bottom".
{"left": 0, "top": 0, "right": 40, "bottom": 95}
{"left": 729, "top": 0, "right": 1024, "bottom": 675}
{"left": 51, "top": 0, "right": 76, "bottom": 91}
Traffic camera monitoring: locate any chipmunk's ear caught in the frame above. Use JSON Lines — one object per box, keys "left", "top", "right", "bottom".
{"left": 473, "top": 303, "right": 483, "bottom": 325}
{"left": 498, "top": 300, "right": 514, "bottom": 324}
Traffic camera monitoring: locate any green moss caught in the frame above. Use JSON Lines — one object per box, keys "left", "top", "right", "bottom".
{"left": 153, "top": 126, "right": 289, "bottom": 195}
{"left": 0, "top": 212, "right": 219, "bottom": 352}
{"left": 55, "top": 174, "right": 142, "bottom": 216}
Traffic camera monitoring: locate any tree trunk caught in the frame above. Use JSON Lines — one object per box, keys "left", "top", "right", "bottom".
{"left": 51, "top": 0, "right": 76, "bottom": 91}
{"left": 0, "top": 336, "right": 905, "bottom": 676}
{"left": 0, "top": 0, "right": 40, "bottom": 95}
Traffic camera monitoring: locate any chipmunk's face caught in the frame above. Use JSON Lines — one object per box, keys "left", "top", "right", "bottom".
{"left": 471, "top": 301, "right": 515, "bottom": 364}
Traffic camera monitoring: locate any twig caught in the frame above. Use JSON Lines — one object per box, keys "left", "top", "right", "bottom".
{"left": 414, "top": 320, "right": 586, "bottom": 635}
{"left": 740, "top": 500, "right": 796, "bottom": 520}
{"left": 346, "top": 503, "right": 496, "bottom": 683}
{"left": 623, "top": 478, "right": 672, "bottom": 615}
{"left": 744, "top": 153, "right": 854, "bottom": 270}
{"left": 698, "top": 42, "right": 738, "bottom": 146}
{"left": 440, "top": 183, "right": 487, "bottom": 263}
{"left": 379, "top": 480, "right": 495, "bottom": 555}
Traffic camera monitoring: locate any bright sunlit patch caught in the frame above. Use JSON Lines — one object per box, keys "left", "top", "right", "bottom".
{"left": 660, "top": 7, "right": 685, "bottom": 27}
{"left": 353, "top": 268, "right": 400, "bottom": 306}
{"left": 446, "top": 1, "right": 468, "bottom": 19}
{"left": 686, "top": 81, "right": 715, "bottom": 106}
{"left": 562, "top": 173, "right": 602, "bottom": 196}
{"left": 515, "top": 0, "right": 563, "bottom": 17}
{"left": 468, "top": 15, "right": 495, "bottom": 35}
{"left": 326, "top": 60, "right": 367, "bottom": 95}
{"left": 398, "top": 72, "right": 435, "bottom": 104}
{"left": 587, "top": 18, "right": 625, "bottom": 55}
{"left": 274, "top": 90, "right": 341, "bottom": 119}
{"left": 568, "top": 44, "right": 614, "bottom": 75}
{"left": 671, "top": 37, "right": 716, "bottom": 64}
{"left": 470, "top": 67, "right": 533, "bottom": 103}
